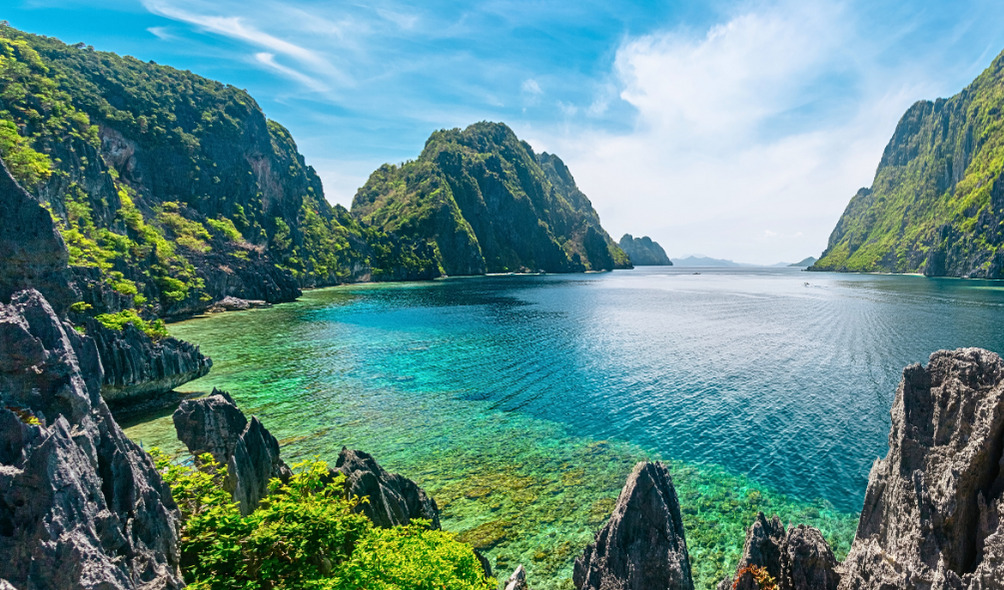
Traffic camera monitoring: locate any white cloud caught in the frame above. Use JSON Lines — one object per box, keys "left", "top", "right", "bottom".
{"left": 142, "top": 0, "right": 350, "bottom": 88}
{"left": 528, "top": 0, "right": 938, "bottom": 264}
{"left": 146, "top": 26, "right": 175, "bottom": 41}
{"left": 254, "top": 52, "right": 327, "bottom": 92}
{"left": 522, "top": 78, "right": 543, "bottom": 95}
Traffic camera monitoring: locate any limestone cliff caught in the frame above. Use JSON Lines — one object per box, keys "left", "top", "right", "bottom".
{"left": 619, "top": 234, "right": 673, "bottom": 266}
{"left": 1, "top": 152, "right": 210, "bottom": 403}
{"left": 574, "top": 461, "right": 693, "bottom": 590}
{"left": 0, "top": 289, "right": 182, "bottom": 589}
{"left": 352, "top": 122, "right": 631, "bottom": 275}
{"left": 838, "top": 348, "right": 1004, "bottom": 589}
{"left": 813, "top": 49, "right": 1004, "bottom": 277}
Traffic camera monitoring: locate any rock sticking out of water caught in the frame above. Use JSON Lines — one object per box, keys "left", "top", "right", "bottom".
{"left": 0, "top": 289, "right": 182, "bottom": 589}
{"left": 173, "top": 389, "right": 291, "bottom": 515}
{"left": 335, "top": 447, "right": 442, "bottom": 529}
{"left": 839, "top": 347, "right": 1004, "bottom": 589}
{"left": 573, "top": 461, "right": 694, "bottom": 590}
{"left": 716, "top": 513, "right": 839, "bottom": 590}
{"left": 504, "top": 565, "right": 531, "bottom": 590}
{"left": 206, "top": 296, "right": 269, "bottom": 313}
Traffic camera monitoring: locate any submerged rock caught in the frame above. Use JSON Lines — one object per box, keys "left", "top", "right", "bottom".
{"left": 574, "top": 461, "right": 693, "bottom": 590}
{"left": 839, "top": 347, "right": 1004, "bottom": 589}
{"left": 335, "top": 447, "right": 442, "bottom": 529}
{"left": 717, "top": 513, "right": 839, "bottom": 590}
{"left": 173, "top": 389, "right": 291, "bottom": 515}
{"left": 0, "top": 289, "right": 182, "bottom": 589}
{"left": 86, "top": 319, "right": 211, "bottom": 404}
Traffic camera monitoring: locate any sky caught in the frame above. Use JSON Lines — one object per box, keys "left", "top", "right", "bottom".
{"left": 6, "top": 1, "right": 1004, "bottom": 264}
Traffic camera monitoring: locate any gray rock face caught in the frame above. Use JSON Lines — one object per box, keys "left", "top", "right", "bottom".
{"left": 0, "top": 289, "right": 182, "bottom": 589}
{"left": 86, "top": 319, "right": 212, "bottom": 403}
{"left": 574, "top": 461, "right": 693, "bottom": 590}
{"left": 839, "top": 348, "right": 1004, "bottom": 590}
{"left": 172, "top": 389, "right": 291, "bottom": 515}
{"left": 718, "top": 513, "right": 839, "bottom": 590}
{"left": 619, "top": 234, "right": 673, "bottom": 266}
{"left": 335, "top": 447, "right": 442, "bottom": 529}
{"left": 504, "top": 565, "right": 531, "bottom": 590}
{"left": 206, "top": 295, "right": 267, "bottom": 313}
{"left": 0, "top": 158, "right": 75, "bottom": 316}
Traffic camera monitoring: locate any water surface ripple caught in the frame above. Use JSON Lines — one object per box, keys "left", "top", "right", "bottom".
{"left": 124, "top": 267, "right": 1004, "bottom": 589}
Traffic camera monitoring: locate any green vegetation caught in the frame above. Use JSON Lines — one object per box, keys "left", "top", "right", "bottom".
{"left": 151, "top": 450, "right": 494, "bottom": 590}
{"left": 352, "top": 122, "right": 630, "bottom": 275}
{"left": 0, "top": 23, "right": 441, "bottom": 322}
{"left": 814, "top": 49, "right": 1004, "bottom": 277}
{"left": 94, "top": 309, "right": 168, "bottom": 340}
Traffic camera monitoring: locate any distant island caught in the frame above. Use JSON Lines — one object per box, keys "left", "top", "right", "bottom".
{"left": 671, "top": 255, "right": 748, "bottom": 267}
{"left": 618, "top": 234, "right": 672, "bottom": 265}
{"left": 788, "top": 256, "right": 817, "bottom": 268}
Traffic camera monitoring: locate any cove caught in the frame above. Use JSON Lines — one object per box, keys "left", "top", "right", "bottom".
{"left": 123, "top": 267, "right": 1004, "bottom": 589}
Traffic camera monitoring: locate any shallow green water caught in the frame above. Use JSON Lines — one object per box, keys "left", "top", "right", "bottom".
{"left": 125, "top": 267, "right": 1004, "bottom": 589}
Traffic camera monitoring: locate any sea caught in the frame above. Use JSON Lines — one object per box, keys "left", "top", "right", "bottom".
{"left": 123, "top": 266, "right": 1004, "bottom": 589}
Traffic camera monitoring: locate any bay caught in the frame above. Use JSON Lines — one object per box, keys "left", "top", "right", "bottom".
{"left": 124, "top": 267, "right": 1004, "bottom": 589}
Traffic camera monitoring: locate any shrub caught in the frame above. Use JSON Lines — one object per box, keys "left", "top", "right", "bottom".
{"left": 150, "top": 451, "right": 494, "bottom": 590}
{"left": 94, "top": 308, "right": 168, "bottom": 339}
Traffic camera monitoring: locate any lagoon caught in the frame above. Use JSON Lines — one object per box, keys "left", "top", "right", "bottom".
{"left": 124, "top": 267, "right": 1004, "bottom": 589}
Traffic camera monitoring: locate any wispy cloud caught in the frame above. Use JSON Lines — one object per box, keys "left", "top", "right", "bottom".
{"left": 146, "top": 26, "right": 175, "bottom": 41}
{"left": 142, "top": 0, "right": 349, "bottom": 89}
{"left": 254, "top": 52, "right": 327, "bottom": 92}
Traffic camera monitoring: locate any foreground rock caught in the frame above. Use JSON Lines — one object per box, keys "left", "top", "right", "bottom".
{"left": 717, "top": 513, "right": 839, "bottom": 590}
{"left": 173, "top": 389, "right": 291, "bottom": 515}
{"left": 335, "top": 447, "right": 441, "bottom": 529}
{"left": 839, "top": 348, "right": 1004, "bottom": 589}
{"left": 504, "top": 565, "right": 531, "bottom": 590}
{"left": 172, "top": 391, "right": 441, "bottom": 529}
{"left": 0, "top": 289, "right": 182, "bottom": 589}
{"left": 86, "top": 319, "right": 212, "bottom": 404}
{"left": 574, "top": 461, "right": 693, "bottom": 590}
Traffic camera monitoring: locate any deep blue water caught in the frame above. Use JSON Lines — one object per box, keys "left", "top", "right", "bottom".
{"left": 125, "top": 267, "right": 1004, "bottom": 588}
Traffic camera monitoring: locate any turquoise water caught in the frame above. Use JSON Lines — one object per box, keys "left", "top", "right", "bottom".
{"left": 124, "top": 267, "right": 1004, "bottom": 589}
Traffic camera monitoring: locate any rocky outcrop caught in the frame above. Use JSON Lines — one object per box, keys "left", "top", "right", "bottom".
{"left": 0, "top": 289, "right": 182, "bottom": 589}
{"left": 335, "top": 447, "right": 442, "bottom": 529}
{"left": 574, "top": 461, "right": 693, "bottom": 590}
{"left": 172, "top": 389, "right": 291, "bottom": 515}
{"left": 504, "top": 565, "right": 531, "bottom": 590}
{"left": 86, "top": 319, "right": 212, "bottom": 404}
{"left": 716, "top": 513, "right": 839, "bottom": 590}
{"left": 170, "top": 391, "right": 443, "bottom": 528}
{"left": 353, "top": 122, "right": 631, "bottom": 275}
{"left": 811, "top": 50, "right": 1004, "bottom": 277}
{"left": 0, "top": 158, "right": 75, "bottom": 316}
{"left": 839, "top": 347, "right": 1004, "bottom": 589}
{"left": 619, "top": 234, "right": 673, "bottom": 266}
{"left": 206, "top": 295, "right": 268, "bottom": 313}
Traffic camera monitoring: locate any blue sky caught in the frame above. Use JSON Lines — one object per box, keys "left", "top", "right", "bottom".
{"left": 6, "top": 0, "right": 1004, "bottom": 263}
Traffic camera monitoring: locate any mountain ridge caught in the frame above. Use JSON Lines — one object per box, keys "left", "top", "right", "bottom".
{"left": 812, "top": 48, "right": 1004, "bottom": 277}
